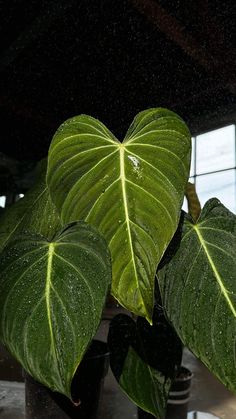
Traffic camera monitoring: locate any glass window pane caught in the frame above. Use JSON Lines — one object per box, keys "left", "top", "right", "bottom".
{"left": 0, "top": 196, "right": 6, "bottom": 208}
{"left": 190, "top": 137, "right": 195, "bottom": 177}
{"left": 196, "top": 169, "right": 236, "bottom": 213}
{"left": 182, "top": 178, "right": 195, "bottom": 212}
{"left": 182, "top": 196, "right": 188, "bottom": 212}
{"left": 196, "top": 125, "right": 235, "bottom": 174}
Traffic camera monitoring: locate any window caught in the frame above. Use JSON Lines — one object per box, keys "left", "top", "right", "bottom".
{"left": 184, "top": 124, "right": 236, "bottom": 214}
{"left": 0, "top": 194, "right": 24, "bottom": 208}
{"left": 0, "top": 196, "right": 6, "bottom": 208}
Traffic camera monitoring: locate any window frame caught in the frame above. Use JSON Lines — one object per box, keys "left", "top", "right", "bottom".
{"left": 189, "top": 123, "right": 236, "bottom": 213}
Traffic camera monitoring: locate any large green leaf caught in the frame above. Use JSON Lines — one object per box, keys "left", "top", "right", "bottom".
{"left": 108, "top": 309, "right": 182, "bottom": 418}
{"left": 158, "top": 199, "right": 236, "bottom": 392}
{"left": 0, "top": 222, "right": 111, "bottom": 398}
{"left": 47, "top": 108, "right": 191, "bottom": 322}
{"left": 0, "top": 159, "right": 61, "bottom": 252}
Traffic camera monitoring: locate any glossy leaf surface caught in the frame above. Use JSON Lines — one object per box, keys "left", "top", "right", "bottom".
{"left": 108, "top": 310, "right": 182, "bottom": 418}
{"left": 47, "top": 109, "right": 191, "bottom": 321}
{"left": 159, "top": 199, "right": 236, "bottom": 392}
{"left": 0, "top": 222, "right": 111, "bottom": 398}
{"left": 0, "top": 159, "right": 61, "bottom": 252}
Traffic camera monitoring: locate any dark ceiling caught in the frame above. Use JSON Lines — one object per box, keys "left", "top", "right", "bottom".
{"left": 0, "top": 0, "right": 235, "bottom": 169}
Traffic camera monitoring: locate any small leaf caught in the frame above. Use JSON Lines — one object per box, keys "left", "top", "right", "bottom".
{"left": 108, "top": 309, "right": 182, "bottom": 418}
{"left": 47, "top": 109, "right": 191, "bottom": 321}
{"left": 0, "top": 159, "right": 61, "bottom": 252}
{"left": 159, "top": 198, "right": 236, "bottom": 392}
{"left": 0, "top": 222, "right": 111, "bottom": 398}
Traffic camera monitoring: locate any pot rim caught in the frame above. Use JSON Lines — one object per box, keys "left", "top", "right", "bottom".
{"left": 175, "top": 366, "right": 193, "bottom": 382}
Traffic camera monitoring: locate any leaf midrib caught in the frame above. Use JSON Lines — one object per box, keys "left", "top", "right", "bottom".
{"left": 119, "top": 145, "right": 139, "bottom": 290}
{"left": 45, "top": 243, "right": 65, "bottom": 389}
{"left": 46, "top": 244, "right": 57, "bottom": 356}
{"left": 193, "top": 225, "right": 236, "bottom": 317}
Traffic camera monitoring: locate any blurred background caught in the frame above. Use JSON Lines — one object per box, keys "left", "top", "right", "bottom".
{"left": 0, "top": 1, "right": 236, "bottom": 418}
{"left": 0, "top": 0, "right": 235, "bottom": 211}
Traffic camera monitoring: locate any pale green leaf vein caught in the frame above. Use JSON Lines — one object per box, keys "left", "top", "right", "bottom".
{"left": 120, "top": 145, "right": 139, "bottom": 288}
{"left": 201, "top": 239, "right": 235, "bottom": 262}
{"left": 55, "top": 242, "right": 107, "bottom": 269}
{"left": 127, "top": 128, "right": 187, "bottom": 144}
{"left": 53, "top": 144, "right": 117, "bottom": 166}
{"left": 53, "top": 252, "right": 96, "bottom": 331}
{"left": 0, "top": 244, "right": 48, "bottom": 276}
{"left": 64, "top": 119, "right": 119, "bottom": 144}
{"left": 125, "top": 149, "right": 178, "bottom": 191}
{"left": 193, "top": 225, "right": 236, "bottom": 318}
{"left": 61, "top": 148, "right": 119, "bottom": 219}
{"left": 126, "top": 179, "right": 175, "bottom": 229}
{"left": 130, "top": 220, "right": 160, "bottom": 256}
{"left": 85, "top": 177, "right": 120, "bottom": 222}
{"left": 78, "top": 120, "right": 115, "bottom": 139}
{"left": 126, "top": 115, "right": 176, "bottom": 141}
{"left": 198, "top": 225, "right": 235, "bottom": 238}
{"left": 23, "top": 295, "right": 45, "bottom": 368}
{"left": 46, "top": 244, "right": 57, "bottom": 362}
{"left": 66, "top": 148, "right": 118, "bottom": 186}
{"left": 108, "top": 221, "right": 126, "bottom": 246}
{"left": 51, "top": 285, "right": 77, "bottom": 347}
{"left": 3, "top": 254, "right": 47, "bottom": 340}
{"left": 51, "top": 136, "right": 117, "bottom": 157}
{"left": 127, "top": 143, "right": 187, "bottom": 172}
{"left": 178, "top": 245, "right": 202, "bottom": 329}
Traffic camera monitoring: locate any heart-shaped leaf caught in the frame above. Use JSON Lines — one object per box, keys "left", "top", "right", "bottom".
{"left": 0, "top": 159, "right": 61, "bottom": 252}
{"left": 108, "top": 309, "right": 182, "bottom": 418}
{"left": 158, "top": 199, "right": 236, "bottom": 392}
{"left": 0, "top": 222, "right": 111, "bottom": 398}
{"left": 47, "top": 108, "right": 191, "bottom": 321}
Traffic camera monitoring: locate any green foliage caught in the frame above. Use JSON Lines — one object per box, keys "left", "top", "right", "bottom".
{"left": 0, "top": 222, "right": 111, "bottom": 398}
{"left": 159, "top": 199, "right": 236, "bottom": 392}
{"left": 0, "top": 108, "right": 235, "bottom": 415}
{"left": 47, "top": 108, "right": 191, "bottom": 321}
{"left": 108, "top": 308, "right": 182, "bottom": 418}
{"left": 0, "top": 159, "right": 61, "bottom": 252}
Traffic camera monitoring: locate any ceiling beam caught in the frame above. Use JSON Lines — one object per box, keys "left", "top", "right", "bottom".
{"left": 129, "top": 0, "right": 218, "bottom": 72}
{"left": 130, "top": 0, "right": 236, "bottom": 94}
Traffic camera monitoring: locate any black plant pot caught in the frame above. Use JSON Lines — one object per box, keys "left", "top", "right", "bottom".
{"left": 138, "top": 366, "right": 193, "bottom": 419}
{"left": 25, "top": 340, "right": 109, "bottom": 419}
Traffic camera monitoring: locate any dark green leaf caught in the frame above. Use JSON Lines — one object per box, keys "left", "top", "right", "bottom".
{"left": 159, "top": 198, "right": 236, "bottom": 392}
{"left": 108, "top": 309, "right": 182, "bottom": 418}
{"left": 0, "top": 159, "right": 61, "bottom": 252}
{"left": 47, "top": 109, "right": 191, "bottom": 321}
{"left": 0, "top": 222, "right": 111, "bottom": 398}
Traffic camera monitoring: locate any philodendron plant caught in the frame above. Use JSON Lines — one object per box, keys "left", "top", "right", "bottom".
{"left": 0, "top": 108, "right": 235, "bottom": 418}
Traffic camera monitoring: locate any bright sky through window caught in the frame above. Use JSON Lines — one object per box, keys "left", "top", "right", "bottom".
{"left": 0, "top": 196, "right": 6, "bottom": 208}
{"left": 183, "top": 125, "right": 236, "bottom": 214}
